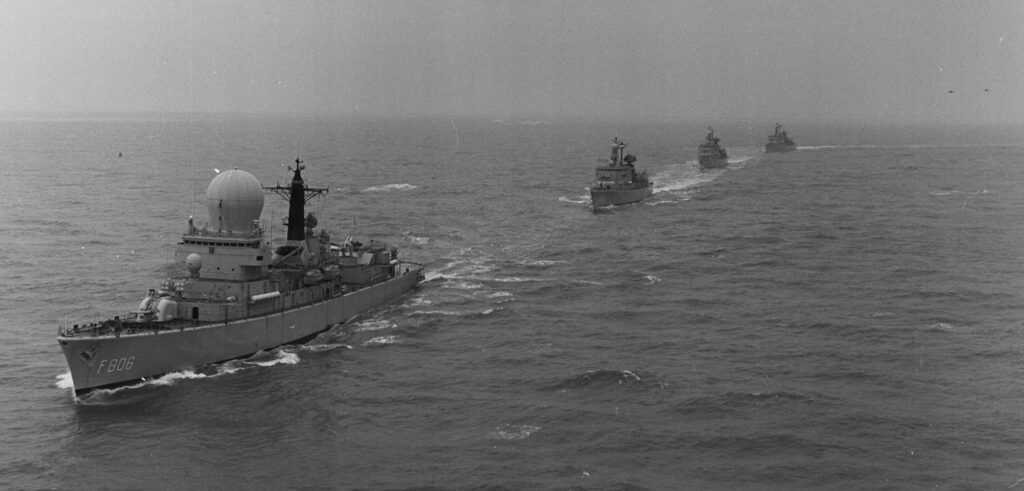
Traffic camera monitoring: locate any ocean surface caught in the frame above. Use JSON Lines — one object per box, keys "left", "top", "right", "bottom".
{"left": 2, "top": 115, "right": 1024, "bottom": 490}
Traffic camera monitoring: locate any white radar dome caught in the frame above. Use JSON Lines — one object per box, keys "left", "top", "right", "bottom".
{"left": 186, "top": 253, "right": 203, "bottom": 274}
{"left": 206, "top": 169, "right": 264, "bottom": 234}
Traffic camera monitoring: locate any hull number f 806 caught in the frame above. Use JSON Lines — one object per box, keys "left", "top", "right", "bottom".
{"left": 97, "top": 356, "right": 135, "bottom": 374}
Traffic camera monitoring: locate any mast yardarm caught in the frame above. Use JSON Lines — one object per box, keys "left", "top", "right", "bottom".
{"left": 263, "top": 159, "right": 329, "bottom": 241}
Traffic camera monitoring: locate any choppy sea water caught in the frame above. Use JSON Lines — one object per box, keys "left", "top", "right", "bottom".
{"left": 1, "top": 116, "right": 1023, "bottom": 489}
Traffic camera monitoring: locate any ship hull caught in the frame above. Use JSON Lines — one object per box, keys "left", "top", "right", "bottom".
{"left": 590, "top": 186, "right": 653, "bottom": 207}
{"left": 58, "top": 271, "right": 421, "bottom": 395}
{"left": 698, "top": 156, "right": 728, "bottom": 170}
{"left": 765, "top": 143, "right": 796, "bottom": 153}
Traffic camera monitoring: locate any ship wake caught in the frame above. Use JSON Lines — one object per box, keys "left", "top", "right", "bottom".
{"left": 363, "top": 183, "right": 418, "bottom": 192}
{"left": 652, "top": 163, "right": 717, "bottom": 197}
{"left": 558, "top": 193, "right": 591, "bottom": 207}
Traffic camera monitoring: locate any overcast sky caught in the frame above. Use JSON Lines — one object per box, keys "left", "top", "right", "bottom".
{"left": 0, "top": 0, "right": 1021, "bottom": 123}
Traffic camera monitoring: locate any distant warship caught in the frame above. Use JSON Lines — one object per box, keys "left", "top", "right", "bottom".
{"left": 589, "top": 138, "right": 653, "bottom": 208}
{"left": 697, "top": 127, "right": 728, "bottom": 170}
{"left": 57, "top": 161, "right": 423, "bottom": 396}
{"left": 765, "top": 123, "right": 797, "bottom": 153}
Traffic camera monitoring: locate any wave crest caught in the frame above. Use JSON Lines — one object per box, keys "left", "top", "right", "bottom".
{"left": 363, "top": 335, "right": 399, "bottom": 346}
{"left": 546, "top": 369, "right": 657, "bottom": 391}
{"left": 491, "top": 423, "right": 541, "bottom": 440}
{"left": 364, "top": 183, "right": 418, "bottom": 192}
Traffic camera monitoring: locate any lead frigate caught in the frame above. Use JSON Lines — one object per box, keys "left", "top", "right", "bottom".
{"left": 57, "top": 161, "right": 423, "bottom": 396}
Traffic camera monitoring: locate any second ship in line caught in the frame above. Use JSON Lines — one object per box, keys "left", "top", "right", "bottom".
{"left": 589, "top": 137, "right": 653, "bottom": 208}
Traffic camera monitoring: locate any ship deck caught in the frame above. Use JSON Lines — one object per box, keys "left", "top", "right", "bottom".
{"left": 58, "top": 316, "right": 214, "bottom": 339}
{"left": 56, "top": 266, "right": 424, "bottom": 341}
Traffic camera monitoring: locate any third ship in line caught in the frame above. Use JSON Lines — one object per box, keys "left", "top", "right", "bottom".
{"left": 57, "top": 161, "right": 423, "bottom": 396}
{"left": 589, "top": 137, "right": 653, "bottom": 208}
{"left": 697, "top": 127, "right": 729, "bottom": 170}
{"left": 765, "top": 123, "right": 797, "bottom": 152}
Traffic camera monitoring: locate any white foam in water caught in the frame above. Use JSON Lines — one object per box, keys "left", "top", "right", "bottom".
{"left": 70, "top": 370, "right": 209, "bottom": 401}
{"left": 652, "top": 163, "right": 715, "bottom": 194}
{"left": 485, "top": 291, "right": 513, "bottom": 299}
{"left": 300, "top": 343, "right": 351, "bottom": 353}
{"left": 67, "top": 370, "right": 209, "bottom": 403}
{"left": 487, "top": 276, "right": 540, "bottom": 283}
{"left": 363, "top": 335, "right": 398, "bottom": 346}
{"left": 55, "top": 372, "right": 74, "bottom": 390}
{"left": 796, "top": 145, "right": 843, "bottom": 150}
{"left": 218, "top": 364, "right": 245, "bottom": 375}
{"left": 149, "top": 369, "right": 210, "bottom": 386}
{"left": 434, "top": 255, "right": 497, "bottom": 281}
{"left": 412, "top": 306, "right": 502, "bottom": 317}
{"left": 929, "top": 189, "right": 989, "bottom": 197}
{"left": 423, "top": 270, "right": 445, "bottom": 282}
{"left": 642, "top": 274, "right": 662, "bottom": 284}
{"left": 364, "top": 183, "right": 418, "bottom": 192}
{"left": 463, "top": 262, "right": 497, "bottom": 277}
{"left": 558, "top": 195, "right": 590, "bottom": 205}
{"left": 644, "top": 198, "right": 678, "bottom": 206}
{"left": 519, "top": 258, "right": 565, "bottom": 267}
{"left": 402, "top": 230, "right": 429, "bottom": 244}
{"left": 247, "top": 350, "right": 300, "bottom": 367}
{"left": 355, "top": 319, "right": 397, "bottom": 332}
{"left": 410, "top": 310, "right": 464, "bottom": 317}
{"left": 492, "top": 424, "right": 541, "bottom": 440}
{"left": 444, "top": 280, "right": 484, "bottom": 290}
{"left": 654, "top": 177, "right": 705, "bottom": 194}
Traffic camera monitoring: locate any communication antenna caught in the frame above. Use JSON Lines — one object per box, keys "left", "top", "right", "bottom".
{"left": 187, "top": 0, "right": 196, "bottom": 220}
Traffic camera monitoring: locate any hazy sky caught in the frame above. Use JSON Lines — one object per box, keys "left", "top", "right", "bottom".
{"left": 1, "top": 0, "right": 1021, "bottom": 123}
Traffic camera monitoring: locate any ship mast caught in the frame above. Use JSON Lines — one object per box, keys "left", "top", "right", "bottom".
{"left": 611, "top": 138, "right": 624, "bottom": 166}
{"left": 264, "top": 159, "right": 328, "bottom": 241}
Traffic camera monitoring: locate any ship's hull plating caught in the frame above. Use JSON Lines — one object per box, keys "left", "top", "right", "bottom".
{"left": 698, "top": 156, "right": 728, "bottom": 170}
{"left": 590, "top": 186, "right": 653, "bottom": 207}
{"left": 58, "top": 271, "right": 420, "bottom": 395}
{"left": 765, "top": 143, "right": 796, "bottom": 153}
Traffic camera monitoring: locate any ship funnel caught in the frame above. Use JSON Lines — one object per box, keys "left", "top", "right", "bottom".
{"left": 205, "top": 169, "right": 264, "bottom": 234}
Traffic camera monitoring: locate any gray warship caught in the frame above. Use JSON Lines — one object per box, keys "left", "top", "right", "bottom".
{"left": 57, "top": 161, "right": 423, "bottom": 396}
{"left": 765, "top": 123, "right": 797, "bottom": 152}
{"left": 697, "top": 127, "right": 728, "bottom": 170}
{"left": 589, "top": 138, "right": 652, "bottom": 208}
